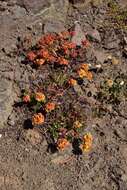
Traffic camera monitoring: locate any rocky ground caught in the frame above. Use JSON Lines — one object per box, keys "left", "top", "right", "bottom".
{"left": 0, "top": 0, "right": 127, "bottom": 189}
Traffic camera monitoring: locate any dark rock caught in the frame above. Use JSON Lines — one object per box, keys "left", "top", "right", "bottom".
{"left": 69, "top": 0, "right": 85, "bottom": 4}
{"left": 123, "top": 47, "right": 127, "bottom": 56}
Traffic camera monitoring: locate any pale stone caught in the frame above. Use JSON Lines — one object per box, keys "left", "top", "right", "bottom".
{"left": 72, "top": 22, "right": 86, "bottom": 45}
{"left": 0, "top": 79, "right": 14, "bottom": 128}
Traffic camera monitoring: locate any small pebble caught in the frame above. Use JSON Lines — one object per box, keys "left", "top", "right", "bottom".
{"left": 120, "top": 81, "right": 124, "bottom": 86}
{"left": 96, "top": 64, "right": 101, "bottom": 68}
{"left": 107, "top": 55, "right": 112, "bottom": 60}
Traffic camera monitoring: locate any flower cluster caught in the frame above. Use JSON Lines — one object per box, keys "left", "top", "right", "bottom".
{"left": 73, "top": 120, "right": 82, "bottom": 129}
{"left": 22, "top": 30, "right": 93, "bottom": 153}
{"left": 77, "top": 64, "right": 93, "bottom": 80}
{"left": 80, "top": 133, "right": 93, "bottom": 152}
{"left": 22, "top": 92, "right": 56, "bottom": 125}
{"left": 26, "top": 32, "right": 79, "bottom": 67}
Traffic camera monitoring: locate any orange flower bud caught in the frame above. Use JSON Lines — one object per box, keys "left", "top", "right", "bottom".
{"left": 23, "top": 95, "right": 30, "bottom": 103}
{"left": 35, "top": 59, "right": 45, "bottom": 66}
{"left": 73, "top": 121, "right": 82, "bottom": 129}
{"left": 38, "top": 49, "right": 50, "bottom": 59}
{"left": 45, "top": 102, "right": 56, "bottom": 112}
{"left": 27, "top": 51, "right": 36, "bottom": 61}
{"left": 68, "top": 78, "right": 77, "bottom": 86}
{"left": 48, "top": 55, "right": 56, "bottom": 62}
{"left": 58, "top": 57, "right": 69, "bottom": 65}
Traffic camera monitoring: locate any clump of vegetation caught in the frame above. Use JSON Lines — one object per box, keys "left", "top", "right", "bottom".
{"left": 97, "top": 74, "right": 127, "bottom": 105}
{"left": 20, "top": 30, "right": 93, "bottom": 153}
{"left": 108, "top": 1, "right": 127, "bottom": 29}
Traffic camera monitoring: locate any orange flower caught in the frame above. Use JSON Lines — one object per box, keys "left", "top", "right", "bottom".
{"left": 35, "top": 92, "right": 45, "bottom": 102}
{"left": 38, "top": 34, "right": 55, "bottom": 46}
{"left": 86, "top": 71, "right": 93, "bottom": 80}
{"left": 68, "top": 42, "right": 76, "bottom": 49}
{"left": 78, "top": 64, "right": 93, "bottom": 80}
{"left": 62, "top": 42, "right": 76, "bottom": 50}
{"left": 83, "top": 133, "right": 93, "bottom": 143}
{"left": 38, "top": 49, "right": 50, "bottom": 59}
{"left": 81, "top": 63, "right": 89, "bottom": 71}
{"left": 45, "top": 102, "right": 56, "bottom": 112}
{"left": 27, "top": 51, "right": 36, "bottom": 61}
{"left": 38, "top": 37, "right": 45, "bottom": 46}
{"left": 44, "top": 34, "right": 55, "bottom": 45}
{"left": 35, "top": 59, "right": 45, "bottom": 66}
{"left": 58, "top": 57, "right": 69, "bottom": 65}
{"left": 64, "top": 49, "right": 70, "bottom": 55}
{"left": 48, "top": 55, "right": 56, "bottom": 62}
{"left": 32, "top": 113, "right": 44, "bottom": 125}
{"left": 42, "top": 50, "right": 50, "bottom": 59}
{"left": 57, "top": 138, "right": 70, "bottom": 150}
{"left": 77, "top": 68, "right": 88, "bottom": 78}
{"left": 59, "top": 31, "right": 70, "bottom": 39}
{"left": 68, "top": 78, "right": 77, "bottom": 86}
{"left": 81, "top": 143, "right": 92, "bottom": 152}
{"left": 23, "top": 95, "right": 30, "bottom": 103}
{"left": 73, "top": 121, "right": 82, "bottom": 129}
{"left": 80, "top": 133, "right": 93, "bottom": 152}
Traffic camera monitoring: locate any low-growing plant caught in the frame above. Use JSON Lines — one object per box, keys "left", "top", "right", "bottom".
{"left": 20, "top": 30, "right": 93, "bottom": 153}
{"left": 97, "top": 74, "right": 127, "bottom": 105}
{"left": 108, "top": 1, "right": 127, "bottom": 29}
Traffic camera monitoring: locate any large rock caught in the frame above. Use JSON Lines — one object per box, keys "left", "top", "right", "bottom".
{"left": 17, "top": 0, "right": 51, "bottom": 13}
{"left": 71, "top": 22, "right": 86, "bottom": 46}
{"left": 44, "top": 0, "right": 69, "bottom": 23}
{"left": 44, "top": 20, "right": 65, "bottom": 33}
{"left": 87, "top": 29, "right": 101, "bottom": 43}
{"left": 0, "top": 79, "right": 14, "bottom": 127}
